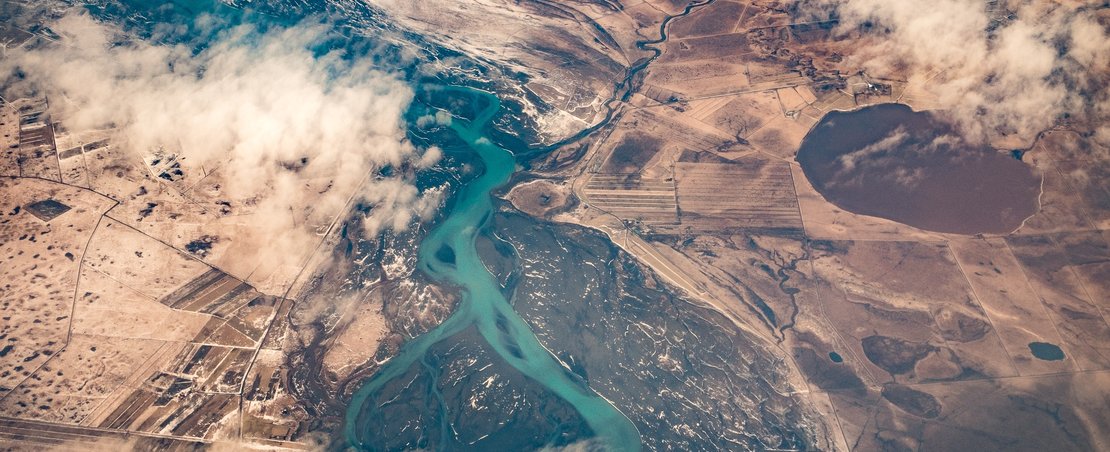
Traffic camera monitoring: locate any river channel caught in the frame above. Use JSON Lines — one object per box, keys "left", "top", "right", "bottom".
{"left": 344, "top": 87, "right": 641, "bottom": 451}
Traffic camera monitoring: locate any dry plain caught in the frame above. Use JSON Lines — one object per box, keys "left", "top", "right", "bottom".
{"left": 510, "top": 1, "right": 1110, "bottom": 450}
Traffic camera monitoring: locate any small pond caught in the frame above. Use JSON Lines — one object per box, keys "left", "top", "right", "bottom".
{"left": 1028, "top": 342, "right": 1066, "bottom": 361}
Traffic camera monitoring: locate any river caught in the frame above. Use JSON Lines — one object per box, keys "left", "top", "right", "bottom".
{"left": 344, "top": 87, "right": 641, "bottom": 451}
{"left": 68, "top": 1, "right": 785, "bottom": 449}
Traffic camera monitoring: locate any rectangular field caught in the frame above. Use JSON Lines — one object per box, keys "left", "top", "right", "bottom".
{"left": 674, "top": 160, "right": 802, "bottom": 232}
{"left": 159, "top": 268, "right": 259, "bottom": 317}
{"left": 583, "top": 175, "right": 678, "bottom": 226}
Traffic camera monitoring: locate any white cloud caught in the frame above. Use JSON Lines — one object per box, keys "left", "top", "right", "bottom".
{"left": 831, "top": 128, "right": 966, "bottom": 188}
{"left": 814, "top": 0, "right": 1110, "bottom": 146}
{"left": 1, "top": 12, "right": 442, "bottom": 268}
{"left": 837, "top": 127, "right": 909, "bottom": 170}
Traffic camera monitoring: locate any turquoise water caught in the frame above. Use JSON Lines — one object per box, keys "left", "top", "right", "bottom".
{"left": 76, "top": 1, "right": 638, "bottom": 445}
{"left": 344, "top": 87, "right": 641, "bottom": 451}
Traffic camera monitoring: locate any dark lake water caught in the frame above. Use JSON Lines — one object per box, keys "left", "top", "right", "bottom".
{"left": 1028, "top": 342, "right": 1066, "bottom": 361}
{"left": 796, "top": 104, "right": 1041, "bottom": 235}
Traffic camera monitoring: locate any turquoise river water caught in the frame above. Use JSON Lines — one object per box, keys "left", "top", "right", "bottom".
{"left": 344, "top": 87, "right": 641, "bottom": 451}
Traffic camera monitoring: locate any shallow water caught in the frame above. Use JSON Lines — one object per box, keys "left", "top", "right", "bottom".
{"left": 344, "top": 87, "right": 641, "bottom": 451}
{"left": 796, "top": 103, "right": 1041, "bottom": 235}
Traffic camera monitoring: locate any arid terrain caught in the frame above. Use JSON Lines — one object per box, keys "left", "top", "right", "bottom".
{"left": 1, "top": 0, "right": 1108, "bottom": 451}
{"left": 505, "top": 1, "right": 1110, "bottom": 450}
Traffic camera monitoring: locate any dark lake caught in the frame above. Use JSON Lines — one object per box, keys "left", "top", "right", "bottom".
{"left": 796, "top": 104, "right": 1041, "bottom": 235}
{"left": 1028, "top": 342, "right": 1066, "bottom": 361}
